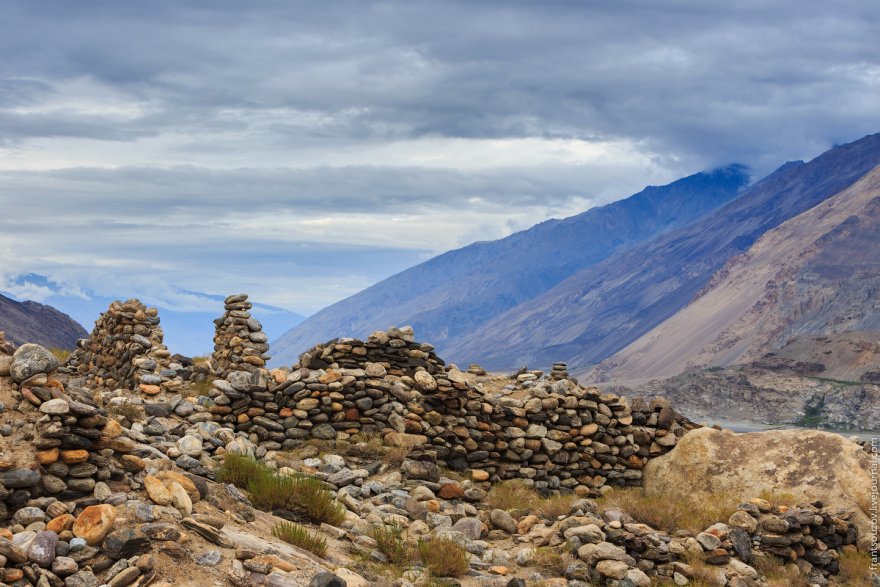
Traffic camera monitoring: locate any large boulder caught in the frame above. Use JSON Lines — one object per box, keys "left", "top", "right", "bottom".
{"left": 643, "top": 427, "right": 875, "bottom": 549}
{"left": 10, "top": 343, "right": 59, "bottom": 383}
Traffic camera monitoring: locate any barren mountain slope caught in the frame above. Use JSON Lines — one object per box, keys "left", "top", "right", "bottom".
{"left": 449, "top": 133, "right": 880, "bottom": 370}
{"left": 0, "top": 292, "right": 87, "bottom": 349}
{"left": 594, "top": 163, "right": 880, "bottom": 382}
{"left": 271, "top": 166, "right": 748, "bottom": 365}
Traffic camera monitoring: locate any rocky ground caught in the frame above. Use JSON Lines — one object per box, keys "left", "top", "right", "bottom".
{"left": 0, "top": 313, "right": 875, "bottom": 587}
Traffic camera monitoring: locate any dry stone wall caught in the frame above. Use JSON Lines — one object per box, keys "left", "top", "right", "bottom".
{"left": 211, "top": 294, "right": 270, "bottom": 377}
{"left": 204, "top": 324, "right": 697, "bottom": 494}
{"left": 66, "top": 300, "right": 173, "bottom": 393}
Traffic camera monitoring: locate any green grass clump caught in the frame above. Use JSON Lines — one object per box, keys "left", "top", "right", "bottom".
{"left": 371, "top": 523, "right": 409, "bottom": 565}
{"left": 272, "top": 521, "right": 327, "bottom": 557}
{"left": 218, "top": 453, "right": 346, "bottom": 526}
{"left": 416, "top": 537, "right": 470, "bottom": 577}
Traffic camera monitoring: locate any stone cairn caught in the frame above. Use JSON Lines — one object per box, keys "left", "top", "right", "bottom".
{"left": 211, "top": 294, "right": 270, "bottom": 377}
{"left": 65, "top": 300, "right": 173, "bottom": 394}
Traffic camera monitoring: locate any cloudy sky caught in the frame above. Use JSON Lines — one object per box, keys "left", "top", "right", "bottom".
{"left": 1, "top": 0, "right": 878, "bottom": 315}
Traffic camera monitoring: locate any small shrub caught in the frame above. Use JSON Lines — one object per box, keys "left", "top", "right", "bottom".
{"left": 217, "top": 452, "right": 273, "bottom": 487}
{"left": 107, "top": 403, "right": 144, "bottom": 423}
{"left": 599, "top": 487, "right": 738, "bottom": 534}
{"left": 371, "top": 523, "right": 409, "bottom": 565}
{"left": 487, "top": 480, "right": 541, "bottom": 511}
{"left": 417, "top": 537, "right": 470, "bottom": 577}
{"left": 218, "top": 453, "right": 346, "bottom": 525}
{"left": 272, "top": 521, "right": 327, "bottom": 557}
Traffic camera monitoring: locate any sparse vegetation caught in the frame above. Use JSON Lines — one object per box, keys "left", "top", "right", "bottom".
{"left": 218, "top": 453, "right": 346, "bottom": 525}
{"left": 757, "top": 488, "right": 797, "bottom": 508}
{"left": 271, "top": 521, "right": 327, "bottom": 557}
{"left": 837, "top": 549, "right": 871, "bottom": 587}
{"left": 417, "top": 537, "right": 470, "bottom": 577}
{"left": 49, "top": 347, "right": 71, "bottom": 362}
{"left": 531, "top": 546, "right": 570, "bottom": 574}
{"left": 599, "top": 486, "right": 739, "bottom": 534}
{"left": 184, "top": 378, "right": 214, "bottom": 397}
{"left": 371, "top": 523, "right": 410, "bottom": 565}
{"left": 536, "top": 492, "right": 577, "bottom": 519}
{"left": 753, "top": 554, "right": 810, "bottom": 587}
{"left": 107, "top": 402, "right": 145, "bottom": 423}
{"left": 487, "top": 479, "right": 541, "bottom": 511}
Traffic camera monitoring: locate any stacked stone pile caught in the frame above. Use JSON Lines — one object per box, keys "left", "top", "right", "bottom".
{"left": 30, "top": 389, "right": 130, "bottom": 501}
{"left": 66, "top": 300, "right": 176, "bottom": 393}
{"left": 211, "top": 294, "right": 270, "bottom": 377}
{"left": 556, "top": 498, "right": 858, "bottom": 585}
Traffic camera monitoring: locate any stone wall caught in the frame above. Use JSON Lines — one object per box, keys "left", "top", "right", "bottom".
{"left": 211, "top": 294, "right": 270, "bottom": 377}
{"left": 204, "top": 326, "right": 696, "bottom": 494}
{"left": 66, "top": 300, "right": 172, "bottom": 392}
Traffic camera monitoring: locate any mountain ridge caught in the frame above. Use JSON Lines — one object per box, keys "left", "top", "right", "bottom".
{"left": 591, "top": 161, "right": 880, "bottom": 381}
{"left": 0, "top": 292, "right": 87, "bottom": 349}
{"left": 451, "top": 133, "right": 880, "bottom": 371}
{"left": 271, "top": 164, "right": 750, "bottom": 365}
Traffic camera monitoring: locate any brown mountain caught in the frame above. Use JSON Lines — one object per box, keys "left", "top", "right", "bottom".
{"left": 450, "top": 133, "right": 880, "bottom": 371}
{"left": 0, "top": 293, "right": 88, "bottom": 350}
{"left": 593, "top": 162, "right": 880, "bottom": 383}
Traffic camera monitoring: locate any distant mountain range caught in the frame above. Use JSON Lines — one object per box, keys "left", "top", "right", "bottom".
{"left": 1, "top": 275, "right": 304, "bottom": 357}
{"left": 272, "top": 164, "right": 751, "bottom": 365}
{"left": 0, "top": 292, "right": 87, "bottom": 349}
{"left": 593, "top": 157, "right": 880, "bottom": 382}
{"left": 273, "top": 132, "right": 880, "bottom": 375}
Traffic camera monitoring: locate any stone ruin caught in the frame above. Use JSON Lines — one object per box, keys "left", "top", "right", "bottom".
{"left": 65, "top": 300, "right": 172, "bottom": 393}
{"left": 211, "top": 293, "right": 270, "bottom": 377}
{"left": 52, "top": 297, "right": 715, "bottom": 493}
{"left": 203, "top": 324, "right": 698, "bottom": 493}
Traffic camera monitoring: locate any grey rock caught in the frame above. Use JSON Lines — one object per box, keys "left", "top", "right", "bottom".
{"left": 11, "top": 343, "right": 59, "bottom": 382}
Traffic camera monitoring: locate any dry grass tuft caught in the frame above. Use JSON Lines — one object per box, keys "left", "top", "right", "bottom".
{"left": 536, "top": 492, "right": 578, "bottom": 519}
{"left": 272, "top": 521, "right": 327, "bottom": 557}
{"left": 757, "top": 489, "right": 798, "bottom": 508}
{"left": 49, "top": 348, "right": 71, "bottom": 362}
{"left": 753, "top": 554, "right": 810, "bottom": 587}
{"left": 218, "top": 453, "right": 346, "bottom": 525}
{"left": 487, "top": 479, "right": 541, "bottom": 511}
{"left": 417, "top": 537, "right": 470, "bottom": 577}
{"left": 531, "top": 546, "right": 570, "bottom": 575}
{"left": 107, "top": 403, "right": 144, "bottom": 423}
{"left": 371, "top": 523, "right": 410, "bottom": 565}
{"left": 599, "top": 486, "right": 739, "bottom": 534}
{"left": 837, "top": 549, "right": 871, "bottom": 587}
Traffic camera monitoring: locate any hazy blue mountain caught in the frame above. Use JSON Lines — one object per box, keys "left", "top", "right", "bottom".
{"left": 2, "top": 275, "right": 304, "bottom": 357}
{"left": 0, "top": 292, "right": 87, "bottom": 349}
{"left": 271, "top": 165, "right": 750, "bottom": 365}
{"left": 451, "top": 133, "right": 880, "bottom": 371}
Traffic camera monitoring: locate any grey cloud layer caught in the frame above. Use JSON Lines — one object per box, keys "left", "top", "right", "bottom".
{"left": 0, "top": 0, "right": 878, "bottom": 315}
